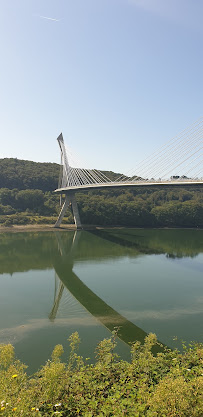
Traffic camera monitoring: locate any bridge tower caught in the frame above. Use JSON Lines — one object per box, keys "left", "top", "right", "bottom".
{"left": 54, "top": 134, "right": 82, "bottom": 229}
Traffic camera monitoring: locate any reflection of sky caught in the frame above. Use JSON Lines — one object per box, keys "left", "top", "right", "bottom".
{"left": 124, "top": 298, "right": 203, "bottom": 321}
{"left": 0, "top": 269, "right": 99, "bottom": 345}
{"left": 74, "top": 253, "right": 203, "bottom": 346}
{"left": 0, "top": 267, "right": 130, "bottom": 372}
{"left": 0, "top": 317, "right": 99, "bottom": 346}
{"left": 170, "top": 256, "right": 203, "bottom": 273}
{"left": 0, "top": 270, "right": 55, "bottom": 331}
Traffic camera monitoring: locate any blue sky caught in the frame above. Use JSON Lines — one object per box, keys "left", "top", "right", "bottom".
{"left": 0, "top": 0, "right": 202, "bottom": 173}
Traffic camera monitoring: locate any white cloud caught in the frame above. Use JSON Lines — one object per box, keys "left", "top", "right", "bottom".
{"left": 34, "top": 15, "right": 61, "bottom": 22}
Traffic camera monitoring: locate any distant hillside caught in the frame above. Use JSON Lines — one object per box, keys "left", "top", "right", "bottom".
{"left": 0, "top": 158, "right": 122, "bottom": 191}
{"left": 0, "top": 158, "right": 59, "bottom": 191}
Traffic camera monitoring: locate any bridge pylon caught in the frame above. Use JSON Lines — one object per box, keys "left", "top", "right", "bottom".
{"left": 54, "top": 192, "right": 82, "bottom": 229}
{"left": 54, "top": 133, "right": 82, "bottom": 229}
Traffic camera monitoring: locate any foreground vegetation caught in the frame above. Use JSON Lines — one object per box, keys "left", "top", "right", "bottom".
{"left": 0, "top": 332, "right": 203, "bottom": 417}
{"left": 0, "top": 158, "right": 203, "bottom": 228}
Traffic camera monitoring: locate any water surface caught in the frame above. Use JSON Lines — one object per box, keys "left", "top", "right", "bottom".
{"left": 0, "top": 228, "right": 202, "bottom": 373}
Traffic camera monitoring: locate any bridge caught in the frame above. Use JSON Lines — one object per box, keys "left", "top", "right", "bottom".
{"left": 54, "top": 117, "right": 203, "bottom": 228}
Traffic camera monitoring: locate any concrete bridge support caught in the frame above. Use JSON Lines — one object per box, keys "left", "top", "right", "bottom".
{"left": 54, "top": 193, "right": 82, "bottom": 229}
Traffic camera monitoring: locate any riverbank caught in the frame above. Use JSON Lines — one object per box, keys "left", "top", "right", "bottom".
{"left": 0, "top": 224, "right": 202, "bottom": 233}
{"left": 0, "top": 224, "right": 109, "bottom": 233}
{"left": 0, "top": 224, "right": 77, "bottom": 233}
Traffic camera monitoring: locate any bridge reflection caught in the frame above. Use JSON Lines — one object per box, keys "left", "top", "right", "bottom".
{"left": 51, "top": 231, "right": 163, "bottom": 353}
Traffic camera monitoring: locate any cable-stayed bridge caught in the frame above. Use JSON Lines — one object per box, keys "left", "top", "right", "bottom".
{"left": 54, "top": 117, "right": 203, "bottom": 228}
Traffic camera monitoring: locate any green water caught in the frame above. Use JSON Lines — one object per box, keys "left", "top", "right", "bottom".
{"left": 0, "top": 228, "right": 203, "bottom": 373}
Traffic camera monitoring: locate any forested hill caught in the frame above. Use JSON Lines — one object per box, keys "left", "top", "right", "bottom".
{"left": 0, "top": 158, "right": 60, "bottom": 191}
{"left": 0, "top": 158, "right": 121, "bottom": 191}
{"left": 0, "top": 158, "right": 203, "bottom": 228}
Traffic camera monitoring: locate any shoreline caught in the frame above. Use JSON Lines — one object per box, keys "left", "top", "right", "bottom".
{"left": 0, "top": 224, "right": 202, "bottom": 233}
{"left": 0, "top": 224, "right": 76, "bottom": 233}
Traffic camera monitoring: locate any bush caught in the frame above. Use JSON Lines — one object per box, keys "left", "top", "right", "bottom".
{"left": 2, "top": 218, "right": 13, "bottom": 227}
{"left": 0, "top": 204, "right": 15, "bottom": 215}
{"left": 0, "top": 333, "right": 203, "bottom": 416}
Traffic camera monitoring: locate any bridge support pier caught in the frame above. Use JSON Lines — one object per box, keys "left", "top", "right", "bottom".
{"left": 70, "top": 193, "right": 82, "bottom": 229}
{"left": 54, "top": 193, "right": 82, "bottom": 229}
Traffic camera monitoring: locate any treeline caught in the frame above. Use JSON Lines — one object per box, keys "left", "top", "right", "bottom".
{"left": 0, "top": 186, "right": 203, "bottom": 227}
{"left": 0, "top": 158, "right": 203, "bottom": 227}
{"left": 77, "top": 188, "right": 203, "bottom": 227}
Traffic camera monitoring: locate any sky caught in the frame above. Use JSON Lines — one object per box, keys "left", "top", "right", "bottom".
{"left": 0, "top": 0, "right": 203, "bottom": 174}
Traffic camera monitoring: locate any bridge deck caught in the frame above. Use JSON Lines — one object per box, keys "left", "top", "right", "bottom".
{"left": 55, "top": 180, "right": 203, "bottom": 194}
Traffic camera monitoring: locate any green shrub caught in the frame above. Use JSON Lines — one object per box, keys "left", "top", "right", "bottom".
{"left": 2, "top": 218, "right": 13, "bottom": 227}
{"left": 0, "top": 204, "right": 15, "bottom": 215}
{"left": 0, "top": 333, "right": 203, "bottom": 416}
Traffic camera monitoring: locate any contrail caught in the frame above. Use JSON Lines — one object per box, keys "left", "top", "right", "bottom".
{"left": 39, "top": 15, "right": 61, "bottom": 22}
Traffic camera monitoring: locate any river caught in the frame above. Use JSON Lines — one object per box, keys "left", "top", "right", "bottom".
{"left": 0, "top": 228, "right": 202, "bottom": 373}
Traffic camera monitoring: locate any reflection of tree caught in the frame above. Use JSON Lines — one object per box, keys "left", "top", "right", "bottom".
{"left": 90, "top": 229, "right": 203, "bottom": 259}
{"left": 0, "top": 229, "right": 202, "bottom": 276}
{"left": 51, "top": 231, "right": 163, "bottom": 353}
{"left": 0, "top": 232, "right": 60, "bottom": 274}
{"left": 89, "top": 229, "right": 161, "bottom": 254}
